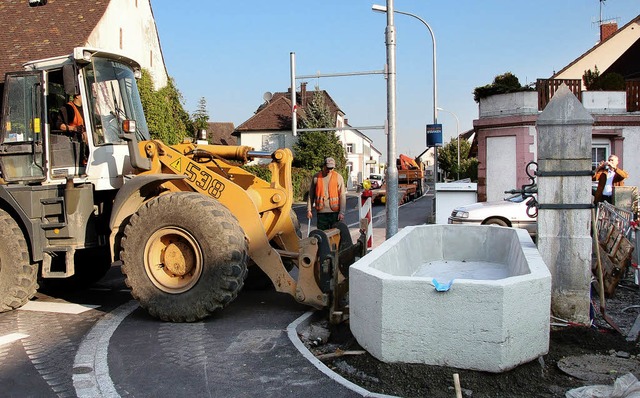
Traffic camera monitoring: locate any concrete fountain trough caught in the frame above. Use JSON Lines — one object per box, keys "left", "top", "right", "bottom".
{"left": 349, "top": 224, "right": 551, "bottom": 373}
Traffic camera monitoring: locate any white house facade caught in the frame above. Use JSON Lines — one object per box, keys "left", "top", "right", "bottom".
{"left": 235, "top": 86, "right": 383, "bottom": 184}
{"left": 87, "top": 0, "right": 168, "bottom": 89}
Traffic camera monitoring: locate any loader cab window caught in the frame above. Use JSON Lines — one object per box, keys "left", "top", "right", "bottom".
{"left": 84, "top": 57, "right": 150, "bottom": 145}
{"left": 0, "top": 72, "right": 45, "bottom": 182}
{"left": 45, "top": 69, "right": 86, "bottom": 172}
{"left": 45, "top": 70, "right": 66, "bottom": 133}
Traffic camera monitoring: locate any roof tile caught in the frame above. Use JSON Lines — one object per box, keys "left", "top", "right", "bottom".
{"left": 0, "top": 0, "right": 109, "bottom": 81}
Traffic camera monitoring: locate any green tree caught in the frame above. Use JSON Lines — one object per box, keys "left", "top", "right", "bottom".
{"left": 583, "top": 66, "right": 600, "bottom": 90}
{"left": 192, "top": 97, "right": 209, "bottom": 132}
{"left": 138, "top": 69, "right": 193, "bottom": 144}
{"left": 292, "top": 88, "right": 346, "bottom": 172}
{"left": 583, "top": 66, "right": 625, "bottom": 91}
{"left": 437, "top": 137, "right": 477, "bottom": 181}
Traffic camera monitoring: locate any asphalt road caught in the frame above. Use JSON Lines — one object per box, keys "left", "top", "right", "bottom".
{"left": 0, "top": 194, "right": 433, "bottom": 398}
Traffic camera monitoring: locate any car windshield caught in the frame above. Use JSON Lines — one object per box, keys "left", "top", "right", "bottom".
{"left": 505, "top": 194, "right": 526, "bottom": 203}
{"left": 84, "top": 57, "right": 150, "bottom": 145}
{"left": 370, "top": 175, "right": 382, "bottom": 181}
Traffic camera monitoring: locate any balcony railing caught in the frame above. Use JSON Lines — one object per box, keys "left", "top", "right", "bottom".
{"left": 536, "top": 79, "right": 582, "bottom": 111}
{"left": 627, "top": 81, "right": 640, "bottom": 112}
{"left": 537, "top": 79, "right": 640, "bottom": 112}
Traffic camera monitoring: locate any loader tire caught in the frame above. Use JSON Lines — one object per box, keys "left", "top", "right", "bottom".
{"left": 0, "top": 209, "right": 38, "bottom": 313}
{"left": 120, "top": 193, "right": 248, "bottom": 322}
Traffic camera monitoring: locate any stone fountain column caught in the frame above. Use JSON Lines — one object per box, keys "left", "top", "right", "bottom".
{"left": 536, "top": 84, "right": 594, "bottom": 324}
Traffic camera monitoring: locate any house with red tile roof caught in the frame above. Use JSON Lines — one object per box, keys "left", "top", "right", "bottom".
{"left": 204, "top": 122, "right": 237, "bottom": 146}
{"left": 0, "top": 0, "right": 167, "bottom": 89}
{"left": 473, "top": 16, "right": 640, "bottom": 202}
{"left": 235, "top": 83, "right": 382, "bottom": 187}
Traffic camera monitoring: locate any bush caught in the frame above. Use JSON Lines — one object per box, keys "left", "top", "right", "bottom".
{"left": 473, "top": 72, "right": 534, "bottom": 103}
{"left": 583, "top": 66, "right": 625, "bottom": 91}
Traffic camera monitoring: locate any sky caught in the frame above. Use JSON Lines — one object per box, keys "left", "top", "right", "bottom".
{"left": 152, "top": 1, "right": 639, "bottom": 160}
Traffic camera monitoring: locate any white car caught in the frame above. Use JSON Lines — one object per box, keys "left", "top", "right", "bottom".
{"left": 448, "top": 193, "right": 537, "bottom": 237}
{"left": 368, "top": 173, "right": 384, "bottom": 189}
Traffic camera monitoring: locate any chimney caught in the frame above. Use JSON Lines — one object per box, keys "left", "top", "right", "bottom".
{"left": 300, "top": 82, "right": 307, "bottom": 108}
{"left": 600, "top": 21, "right": 618, "bottom": 42}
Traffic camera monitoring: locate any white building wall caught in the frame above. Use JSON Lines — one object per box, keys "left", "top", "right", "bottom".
{"left": 339, "top": 127, "right": 375, "bottom": 186}
{"left": 86, "top": 0, "right": 167, "bottom": 89}
{"left": 622, "top": 126, "right": 640, "bottom": 189}
{"left": 486, "top": 136, "right": 516, "bottom": 202}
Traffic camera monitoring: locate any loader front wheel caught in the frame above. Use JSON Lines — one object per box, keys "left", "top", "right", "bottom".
{"left": 120, "top": 193, "right": 248, "bottom": 322}
{"left": 0, "top": 210, "right": 38, "bottom": 312}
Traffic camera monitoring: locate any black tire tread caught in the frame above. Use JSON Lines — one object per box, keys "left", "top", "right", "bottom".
{"left": 0, "top": 210, "right": 38, "bottom": 312}
{"left": 120, "top": 192, "right": 248, "bottom": 322}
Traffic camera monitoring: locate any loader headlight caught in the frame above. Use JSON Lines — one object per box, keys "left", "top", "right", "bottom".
{"left": 451, "top": 210, "right": 469, "bottom": 218}
{"left": 123, "top": 119, "right": 136, "bottom": 133}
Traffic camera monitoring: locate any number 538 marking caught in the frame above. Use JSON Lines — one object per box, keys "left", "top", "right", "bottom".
{"left": 184, "top": 162, "right": 225, "bottom": 198}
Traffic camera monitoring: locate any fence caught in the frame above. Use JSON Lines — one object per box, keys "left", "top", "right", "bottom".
{"left": 537, "top": 79, "right": 582, "bottom": 111}
{"left": 627, "top": 80, "right": 640, "bottom": 112}
{"left": 596, "top": 201, "right": 638, "bottom": 287}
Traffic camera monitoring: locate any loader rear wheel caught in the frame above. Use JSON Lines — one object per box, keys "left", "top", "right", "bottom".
{"left": 120, "top": 193, "right": 248, "bottom": 322}
{"left": 0, "top": 210, "right": 38, "bottom": 312}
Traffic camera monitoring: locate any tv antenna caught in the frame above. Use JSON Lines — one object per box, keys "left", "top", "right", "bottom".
{"left": 599, "top": 0, "right": 606, "bottom": 25}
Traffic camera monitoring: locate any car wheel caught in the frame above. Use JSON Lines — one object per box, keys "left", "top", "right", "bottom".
{"left": 484, "top": 218, "right": 509, "bottom": 227}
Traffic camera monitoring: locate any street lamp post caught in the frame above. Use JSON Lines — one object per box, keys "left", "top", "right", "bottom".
{"left": 437, "top": 107, "right": 460, "bottom": 180}
{"left": 372, "top": 4, "right": 437, "bottom": 125}
{"left": 372, "top": 4, "right": 438, "bottom": 185}
{"left": 374, "top": 1, "right": 399, "bottom": 238}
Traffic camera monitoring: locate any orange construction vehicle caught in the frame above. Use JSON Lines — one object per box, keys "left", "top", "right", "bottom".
{"left": 0, "top": 47, "right": 366, "bottom": 324}
{"left": 369, "top": 154, "right": 426, "bottom": 205}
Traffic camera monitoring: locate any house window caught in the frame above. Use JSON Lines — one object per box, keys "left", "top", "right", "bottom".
{"left": 346, "top": 143, "right": 354, "bottom": 154}
{"left": 150, "top": 50, "right": 153, "bottom": 67}
{"left": 592, "top": 143, "right": 610, "bottom": 170}
{"left": 119, "top": 28, "right": 123, "bottom": 50}
{"left": 347, "top": 162, "right": 353, "bottom": 176}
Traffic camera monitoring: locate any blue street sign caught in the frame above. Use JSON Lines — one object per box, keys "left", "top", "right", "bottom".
{"left": 426, "top": 124, "right": 443, "bottom": 147}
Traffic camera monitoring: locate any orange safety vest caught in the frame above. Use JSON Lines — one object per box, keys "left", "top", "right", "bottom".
{"left": 67, "top": 101, "right": 84, "bottom": 128}
{"left": 314, "top": 170, "right": 340, "bottom": 212}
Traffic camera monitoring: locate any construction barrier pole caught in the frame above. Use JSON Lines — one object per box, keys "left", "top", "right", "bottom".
{"left": 359, "top": 189, "right": 373, "bottom": 249}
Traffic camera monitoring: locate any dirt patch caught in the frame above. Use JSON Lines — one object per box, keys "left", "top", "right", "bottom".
{"left": 304, "top": 278, "right": 640, "bottom": 397}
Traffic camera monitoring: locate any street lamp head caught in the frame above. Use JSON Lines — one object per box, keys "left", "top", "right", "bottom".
{"left": 371, "top": 4, "right": 387, "bottom": 13}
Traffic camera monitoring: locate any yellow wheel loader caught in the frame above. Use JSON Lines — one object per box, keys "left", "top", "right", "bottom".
{"left": 0, "top": 47, "right": 365, "bottom": 323}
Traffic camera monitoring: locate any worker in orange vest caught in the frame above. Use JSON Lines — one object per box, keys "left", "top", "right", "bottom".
{"left": 57, "top": 93, "right": 88, "bottom": 164}
{"left": 307, "top": 157, "right": 347, "bottom": 230}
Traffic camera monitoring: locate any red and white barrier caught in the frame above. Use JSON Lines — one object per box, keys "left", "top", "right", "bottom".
{"left": 359, "top": 190, "right": 373, "bottom": 248}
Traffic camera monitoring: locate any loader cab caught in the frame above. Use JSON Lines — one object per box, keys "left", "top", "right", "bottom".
{"left": 0, "top": 48, "right": 150, "bottom": 189}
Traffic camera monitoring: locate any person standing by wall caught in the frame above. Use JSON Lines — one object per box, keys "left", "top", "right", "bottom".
{"left": 593, "top": 154, "right": 628, "bottom": 204}
{"left": 307, "top": 157, "right": 347, "bottom": 230}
